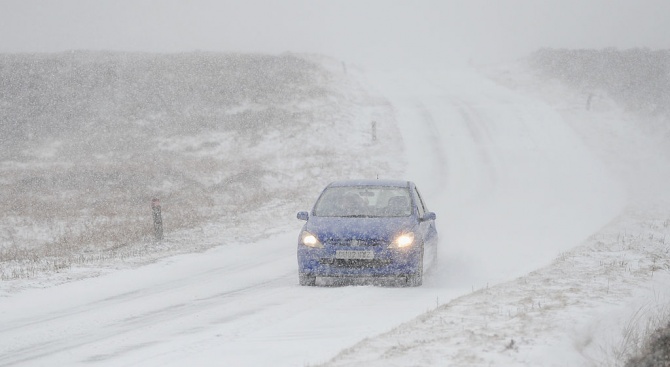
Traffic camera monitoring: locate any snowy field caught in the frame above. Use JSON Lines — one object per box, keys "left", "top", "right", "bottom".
{"left": 1, "top": 55, "right": 669, "bottom": 367}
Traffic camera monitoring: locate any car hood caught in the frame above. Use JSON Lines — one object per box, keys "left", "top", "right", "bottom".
{"left": 304, "top": 216, "right": 416, "bottom": 242}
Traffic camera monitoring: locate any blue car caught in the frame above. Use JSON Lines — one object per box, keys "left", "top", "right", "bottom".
{"left": 296, "top": 179, "right": 438, "bottom": 286}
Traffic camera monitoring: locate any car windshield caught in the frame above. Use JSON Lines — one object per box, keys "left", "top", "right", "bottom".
{"left": 313, "top": 186, "right": 412, "bottom": 217}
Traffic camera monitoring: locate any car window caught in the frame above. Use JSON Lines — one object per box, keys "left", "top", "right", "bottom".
{"left": 313, "top": 186, "right": 412, "bottom": 217}
{"left": 414, "top": 187, "right": 427, "bottom": 217}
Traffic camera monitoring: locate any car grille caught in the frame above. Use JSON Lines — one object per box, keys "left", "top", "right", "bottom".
{"left": 319, "top": 258, "right": 391, "bottom": 268}
{"left": 325, "top": 239, "right": 387, "bottom": 247}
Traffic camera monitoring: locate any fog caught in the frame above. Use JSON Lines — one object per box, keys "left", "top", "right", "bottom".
{"left": 1, "top": 0, "right": 669, "bottom": 68}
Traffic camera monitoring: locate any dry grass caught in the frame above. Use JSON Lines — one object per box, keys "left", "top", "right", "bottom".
{"left": 0, "top": 51, "right": 402, "bottom": 281}
{"left": 617, "top": 308, "right": 670, "bottom": 367}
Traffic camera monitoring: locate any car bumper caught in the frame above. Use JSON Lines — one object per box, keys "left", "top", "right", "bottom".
{"left": 314, "top": 275, "right": 412, "bottom": 286}
{"left": 297, "top": 246, "right": 421, "bottom": 277}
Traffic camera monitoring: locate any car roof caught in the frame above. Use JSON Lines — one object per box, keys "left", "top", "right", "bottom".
{"left": 327, "top": 179, "right": 411, "bottom": 188}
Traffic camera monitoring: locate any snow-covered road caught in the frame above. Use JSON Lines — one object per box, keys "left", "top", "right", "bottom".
{"left": 0, "top": 231, "right": 465, "bottom": 366}
{"left": 0, "top": 66, "right": 627, "bottom": 366}
{"left": 364, "top": 68, "right": 626, "bottom": 287}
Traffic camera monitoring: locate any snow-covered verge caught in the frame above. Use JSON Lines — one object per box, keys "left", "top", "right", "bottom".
{"left": 319, "top": 59, "right": 670, "bottom": 367}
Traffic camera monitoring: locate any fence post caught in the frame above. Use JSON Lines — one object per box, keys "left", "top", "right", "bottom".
{"left": 371, "top": 121, "right": 377, "bottom": 142}
{"left": 151, "top": 198, "right": 163, "bottom": 241}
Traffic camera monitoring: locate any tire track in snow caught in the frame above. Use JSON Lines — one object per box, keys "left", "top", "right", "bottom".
{"left": 0, "top": 250, "right": 275, "bottom": 334}
{"left": 451, "top": 98, "right": 499, "bottom": 187}
{"left": 0, "top": 272, "right": 296, "bottom": 367}
{"left": 413, "top": 102, "right": 449, "bottom": 190}
{"left": 0, "top": 237, "right": 301, "bottom": 366}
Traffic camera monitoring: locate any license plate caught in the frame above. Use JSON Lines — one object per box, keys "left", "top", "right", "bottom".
{"left": 335, "top": 250, "right": 374, "bottom": 260}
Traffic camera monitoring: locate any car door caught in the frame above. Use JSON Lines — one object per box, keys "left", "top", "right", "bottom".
{"left": 413, "top": 185, "right": 438, "bottom": 268}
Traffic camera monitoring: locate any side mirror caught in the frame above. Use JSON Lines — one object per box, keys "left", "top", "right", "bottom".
{"left": 297, "top": 211, "right": 309, "bottom": 221}
{"left": 421, "top": 212, "right": 436, "bottom": 222}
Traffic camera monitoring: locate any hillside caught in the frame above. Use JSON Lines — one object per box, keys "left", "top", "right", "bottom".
{"left": 2, "top": 49, "right": 668, "bottom": 366}
{"left": 0, "top": 52, "right": 402, "bottom": 281}
{"left": 529, "top": 48, "right": 670, "bottom": 124}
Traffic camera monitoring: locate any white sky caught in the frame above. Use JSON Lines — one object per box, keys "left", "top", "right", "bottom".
{"left": 1, "top": 0, "right": 669, "bottom": 67}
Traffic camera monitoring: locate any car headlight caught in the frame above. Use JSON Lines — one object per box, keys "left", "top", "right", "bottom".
{"left": 300, "top": 231, "right": 324, "bottom": 248}
{"left": 391, "top": 232, "right": 415, "bottom": 248}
